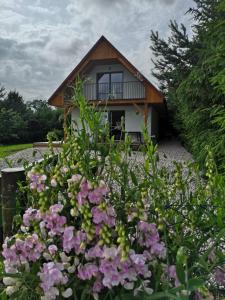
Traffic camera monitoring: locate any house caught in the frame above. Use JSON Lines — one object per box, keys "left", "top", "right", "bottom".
{"left": 48, "top": 36, "right": 166, "bottom": 143}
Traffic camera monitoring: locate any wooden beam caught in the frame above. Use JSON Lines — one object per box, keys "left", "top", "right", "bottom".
{"left": 144, "top": 103, "right": 149, "bottom": 126}
{"left": 63, "top": 106, "right": 73, "bottom": 140}
{"left": 89, "top": 99, "right": 146, "bottom": 106}
{"left": 133, "top": 103, "right": 145, "bottom": 115}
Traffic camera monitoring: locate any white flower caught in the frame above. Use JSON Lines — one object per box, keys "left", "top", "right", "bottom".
{"left": 51, "top": 178, "right": 57, "bottom": 187}
{"left": 74, "top": 257, "right": 79, "bottom": 266}
{"left": 144, "top": 287, "right": 153, "bottom": 295}
{"left": 39, "top": 221, "right": 47, "bottom": 238}
{"left": 40, "top": 174, "right": 47, "bottom": 181}
{"left": 60, "top": 252, "right": 71, "bottom": 263}
{"left": 70, "top": 208, "right": 76, "bottom": 217}
{"left": 124, "top": 282, "right": 134, "bottom": 290}
{"left": 20, "top": 225, "right": 28, "bottom": 232}
{"left": 68, "top": 265, "right": 75, "bottom": 273}
{"left": 62, "top": 288, "right": 73, "bottom": 298}
{"left": 61, "top": 167, "right": 69, "bottom": 174}
{"left": 6, "top": 286, "right": 18, "bottom": 296}
{"left": 93, "top": 293, "right": 99, "bottom": 300}
{"left": 3, "top": 277, "right": 16, "bottom": 286}
{"left": 63, "top": 263, "right": 70, "bottom": 270}
{"left": 43, "top": 252, "right": 51, "bottom": 261}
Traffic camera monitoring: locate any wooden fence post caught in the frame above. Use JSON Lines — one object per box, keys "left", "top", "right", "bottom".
{"left": 1, "top": 167, "right": 25, "bottom": 239}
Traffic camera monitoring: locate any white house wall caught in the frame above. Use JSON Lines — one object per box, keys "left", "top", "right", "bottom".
{"left": 71, "top": 105, "right": 154, "bottom": 137}
{"left": 105, "top": 106, "right": 145, "bottom": 133}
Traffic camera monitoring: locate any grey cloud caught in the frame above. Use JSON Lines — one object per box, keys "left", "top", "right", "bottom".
{"left": 0, "top": 0, "right": 195, "bottom": 100}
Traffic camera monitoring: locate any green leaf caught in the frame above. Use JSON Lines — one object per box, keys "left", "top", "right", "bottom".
{"left": 130, "top": 170, "right": 138, "bottom": 186}
{"left": 0, "top": 291, "right": 7, "bottom": 300}
{"left": 187, "top": 278, "right": 204, "bottom": 291}
{"left": 217, "top": 207, "right": 223, "bottom": 227}
{"left": 144, "top": 291, "right": 180, "bottom": 300}
{"left": 176, "top": 247, "right": 187, "bottom": 285}
{"left": 176, "top": 263, "right": 186, "bottom": 285}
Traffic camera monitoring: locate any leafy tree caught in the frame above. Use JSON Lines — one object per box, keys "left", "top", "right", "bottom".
{"left": 150, "top": 0, "right": 225, "bottom": 173}
{"left": 2, "top": 91, "right": 27, "bottom": 115}
{"left": 0, "top": 85, "right": 5, "bottom": 101}
{"left": 0, "top": 108, "right": 27, "bottom": 144}
{"left": 26, "top": 99, "right": 63, "bottom": 142}
{"left": 0, "top": 89, "right": 63, "bottom": 144}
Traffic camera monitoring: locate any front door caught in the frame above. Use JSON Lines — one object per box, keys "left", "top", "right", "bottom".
{"left": 109, "top": 110, "right": 125, "bottom": 140}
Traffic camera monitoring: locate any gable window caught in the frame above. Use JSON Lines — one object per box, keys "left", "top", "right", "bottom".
{"left": 97, "top": 72, "right": 123, "bottom": 100}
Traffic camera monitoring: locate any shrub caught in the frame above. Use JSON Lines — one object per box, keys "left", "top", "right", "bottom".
{"left": 1, "top": 82, "right": 225, "bottom": 299}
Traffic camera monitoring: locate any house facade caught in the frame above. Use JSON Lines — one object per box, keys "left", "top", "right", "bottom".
{"left": 48, "top": 36, "right": 165, "bottom": 142}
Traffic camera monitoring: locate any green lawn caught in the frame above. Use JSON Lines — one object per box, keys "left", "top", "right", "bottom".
{"left": 0, "top": 144, "right": 32, "bottom": 159}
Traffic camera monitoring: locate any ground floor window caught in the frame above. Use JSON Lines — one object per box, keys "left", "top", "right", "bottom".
{"left": 108, "top": 110, "right": 125, "bottom": 140}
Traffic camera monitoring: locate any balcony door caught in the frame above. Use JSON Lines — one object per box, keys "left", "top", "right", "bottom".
{"left": 97, "top": 72, "right": 123, "bottom": 100}
{"left": 109, "top": 110, "right": 125, "bottom": 140}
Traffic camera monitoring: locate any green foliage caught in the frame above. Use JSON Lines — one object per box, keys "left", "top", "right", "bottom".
{"left": 0, "top": 90, "right": 63, "bottom": 144}
{"left": 150, "top": 0, "right": 225, "bottom": 174}
{"left": 3, "top": 92, "right": 27, "bottom": 115}
{"left": 1, "top": 80, "right": 224, "bottom": 299}
{"left": 26, "top": 99, "right": 63, "bottom": 142}
{"left": 0, "top": 108, "right": 27, "bottom": 144}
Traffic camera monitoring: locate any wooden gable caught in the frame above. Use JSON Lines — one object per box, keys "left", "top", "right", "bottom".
{"left": 48, "top": 36, "right": 164, "bottom": 107}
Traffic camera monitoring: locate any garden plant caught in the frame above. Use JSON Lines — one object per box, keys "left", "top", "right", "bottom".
{"left": 1, "top": 82, "right": 225, "bottom": 299}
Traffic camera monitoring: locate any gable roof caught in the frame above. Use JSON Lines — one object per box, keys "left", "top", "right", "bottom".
{"left": 48, "top": 35, "right": 163, "bottom": 106}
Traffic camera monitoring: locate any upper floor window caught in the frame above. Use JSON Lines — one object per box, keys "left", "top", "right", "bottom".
{"left": 97, "top": 72, "right": 123, "bottom": 100}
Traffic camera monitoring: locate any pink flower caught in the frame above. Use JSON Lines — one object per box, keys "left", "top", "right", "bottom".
{"left": 93, "top": 275, "right": 104, "bottom": 293}
{"left": 74, "top": 231, "right": 86, "bottom": 254}
{"left": 63, "top": 227, "right": 75, "bottom": 253}
{"left": 43, "top": 207, "right": 66, "bottom": 236}
{"left": 68, "top": 174, "right": 82, "bottom": 183}
{"left": 130, "top": 253, "right": 146, "bottom": 265}
{"left": 37, "top": 184, "right": 45, "bottom": 193}
{"left": 76, "top": 181, "right": 91, "bottom": 206}
{"left": 78, "top": 263, "right": 98, "bottom": 280}
{"left": 103, "top": 246, "right": 119, "bottom": 259}
{"left": 167, "top": 265, "right": 180, "bottom": 287}
{"left": 48, "top": 245, "right": 58, "bottom": 255}
{"left": 27, "top": 170, "right": 47, "bottom": 193}
{"left": 23, "top": 207, "right": 42, "bottom": 227}
{"left": 88, "top": 183, "right": 109, "bottom": 204}
{"left": 85, "top": 245, "right": 103, "bottom": 260}
{"left": 150, "top": 242, "right": 166, "bottom": 259}
{"left": 49, "top": 204, "right": 63, "bottom": 214}
{"left": 91, "top": 206, "right": 116, "bottom": 227}
{"left": 38, "top": 262, "right": 68, "bottom": 299}
{"left": 215, "top": 267, "right": 225, "bottom": 285}
{"left": 2, "top": 234, "right": 45, "bottom": 271}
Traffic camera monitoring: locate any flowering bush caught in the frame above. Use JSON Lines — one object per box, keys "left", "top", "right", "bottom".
{"left": 1, "top": 81, "right": 225, "bottom": 299}
{"left": 2, "top": 187, "right": 167, "bottom": 299}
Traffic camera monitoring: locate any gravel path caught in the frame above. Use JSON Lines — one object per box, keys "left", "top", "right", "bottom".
{"left": 0, "top": 147, "right": 61, "bottom": 171}
{"left": 0, "top": 139, "right": 192, "bottom": 172}
{"left": 157, "top": 138, "right": 193, "bottom": 166}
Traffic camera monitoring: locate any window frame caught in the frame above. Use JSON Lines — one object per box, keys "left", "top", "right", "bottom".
{"left": 96, "top": 71, "right": 123, "bottom": 99}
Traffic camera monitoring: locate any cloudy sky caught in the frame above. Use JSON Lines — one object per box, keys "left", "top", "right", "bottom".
{"left": 0, "top": 0, "right": 195, "bottom": 101}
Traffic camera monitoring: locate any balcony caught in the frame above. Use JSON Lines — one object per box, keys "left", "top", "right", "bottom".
{"left": 64, "top": 81, "right": 145, "bottom": 103}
